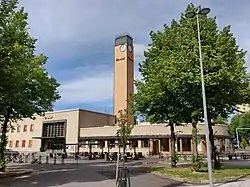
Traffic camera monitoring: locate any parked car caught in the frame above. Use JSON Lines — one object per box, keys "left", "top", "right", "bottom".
{"left": 4, "top": 149, "right": 19, "bottom": 156}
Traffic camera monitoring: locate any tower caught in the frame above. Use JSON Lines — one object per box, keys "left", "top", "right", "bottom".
{"left": 114, "top": 34, "right": 134, "bottom": 125}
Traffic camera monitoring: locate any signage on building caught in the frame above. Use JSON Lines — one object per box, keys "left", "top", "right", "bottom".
{"left": 116, "top": 57, "right": 125, "bottom": 62}
{"left": 44, "top": 115, "right": 53, "bottom": 120}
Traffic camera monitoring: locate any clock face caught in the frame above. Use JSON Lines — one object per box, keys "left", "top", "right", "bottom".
{"left": 128, "top": 45, "right": 133, "bottom": 52}
{"left": 120, "top": 44, "right": 127, "bottom": 52}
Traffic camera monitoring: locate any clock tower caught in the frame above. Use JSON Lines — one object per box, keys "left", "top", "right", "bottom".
{"left": 114, "top": 34, "right": 134, "bottom": 125}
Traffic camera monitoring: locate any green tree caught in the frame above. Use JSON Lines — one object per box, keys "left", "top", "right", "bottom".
{"left": 241, "top": 138, "right": 247, "bottom": 149}
{"left": 229, "top": 112, "right": 250, "bottom": 139}
{"left": 116, "top": 109, "right": 134, "bottom": 165}
{"left": 0, "top": 0, "right": 60, "bottom": 171}
{"left": 133, "top": 3, "right": 249, "bottom": 169}
{"left": 213, "top": 115, "right": 227, "bottom": 125}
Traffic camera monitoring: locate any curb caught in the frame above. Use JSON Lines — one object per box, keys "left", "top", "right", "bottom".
{"left": 151, "top": 171, "right": 249, "bottom": 185}
{"left": 0, "top": 171, "right": 33, "bottom": 180}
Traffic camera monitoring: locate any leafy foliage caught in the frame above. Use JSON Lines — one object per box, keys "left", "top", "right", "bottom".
{"left": 191, "top": 154, "right": 204, "bottom": 172}
{"left": 0, "top": 0, "right": 60, "bottom": 171}
{"left": 133, "top": 3, "right": 249, "bottom": 169}
{"left": 241, "top": 138, "right": 247, "bottom": 149}
{"left": 116, "top": 109, "right": 134, "bottom": 154}
{"left": 229, "top": 112, "right": 250, "bottom": 139}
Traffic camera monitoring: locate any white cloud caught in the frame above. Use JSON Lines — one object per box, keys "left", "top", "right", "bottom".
{"left": 58, "top": 44, "right": 147, "bottom": 104}
{"left": 58, "top": 69, "right": 113, "bottom": 104}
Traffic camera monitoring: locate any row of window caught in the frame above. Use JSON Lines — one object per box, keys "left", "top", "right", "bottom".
{"left": 9, "top": 140, "right": 33, "bottom": 148}
{"left": 79, "top": 139, "right": 192, "bottom": 151}
{"left": 4, "top": 124, "right": 34, "bottom": 133}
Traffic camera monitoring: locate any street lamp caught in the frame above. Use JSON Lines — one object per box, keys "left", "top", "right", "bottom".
{"left": 185, "top": 8, "right": 214, "bottom": 187}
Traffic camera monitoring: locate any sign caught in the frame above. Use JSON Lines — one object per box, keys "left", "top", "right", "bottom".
{"left": 44, "top": 115, "right": 53, "bottom": 120}
{"left": 116, "top": 57, "right": 125, "bottom": 62}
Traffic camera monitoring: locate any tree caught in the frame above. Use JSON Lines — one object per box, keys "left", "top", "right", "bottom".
{"left": 0, "top": 0, "right": 60, "bottom": 171}
{"left": 116, "top": 109, "right": 133, "bottom": 165}
{"left": 241, "top": 138, "right": 247, "bottom": 150}
{"left": 133, "top": 3, "right": 250, "bottom": 169}
{"left": 133, "top": 42, "right": 192, "bottom": 167}
{"left": 229, "top": 112, "right": 250, "bottom": 139}
{"left": 213, "top": 115, "right": 227, "bottom": 125}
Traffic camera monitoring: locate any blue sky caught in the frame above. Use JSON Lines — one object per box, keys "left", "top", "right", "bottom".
{"left": 19, "top": 0, "right": 250, "bottom": 115}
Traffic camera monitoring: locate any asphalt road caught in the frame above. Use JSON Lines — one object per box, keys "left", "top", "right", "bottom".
{"left": 0, "top": 160, "right": 182, "bottom": 187}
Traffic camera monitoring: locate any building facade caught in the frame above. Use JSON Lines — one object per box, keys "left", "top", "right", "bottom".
{"left": 3, "top": 108, "right": 231, "bottom": 157}
{"left": 5, "top": 109, "right": 115, "bottom": 154}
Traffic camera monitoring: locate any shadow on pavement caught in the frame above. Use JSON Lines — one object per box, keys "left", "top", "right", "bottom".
{"left": 2, "top": 161, "right": 183, "bottom": 187}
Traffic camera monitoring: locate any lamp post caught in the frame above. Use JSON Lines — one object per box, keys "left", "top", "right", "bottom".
{"left": 185, "top": 8, "right": 214, "bottom": 187}
{"left": 236, "top": 127, "right": 250, "bottom": 149}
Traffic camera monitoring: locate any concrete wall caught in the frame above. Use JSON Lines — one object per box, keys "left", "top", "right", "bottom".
{"left": 79, "top": 110, "right": 115, "bottom": 128}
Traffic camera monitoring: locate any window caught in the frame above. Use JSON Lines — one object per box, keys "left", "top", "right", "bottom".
{"left": 141, "top": 139, "right": 149, "bottom": 147}
{"left": 160, "top": 138, "right": 169, "bottom": 151}
{"left": 42, "top": 122, "right": 65, "bottom": 137}
{"left": 15, "top": 140, "right": 19, "bottom": 147}
{"left": 22, "top": 140, "right": 26, "bottom": 147}
{"left": 28, "top": 140, "right": 33, "bottom": 148}
{"left": 132, "top": 140, "right": 138, "bottom": 147}
{"left": 9, "top": 140, "right": 13, "bottom": 148}
{"left": 182, "top": 138, "right": 191, "bottom": 151}
{"left": 177, "top": 138, "right": 181, "bottom": 152}
{"left": 17, "top": 125, "right": 21, "bottom": 132}
{"left": 23, "top": 125, "right": 27, "bottom": 132}
{"left": 80, "top": 141, "right": 88, "bottom": 148}
{"left": 109, "top": 140, "right": 115, "bottom": 148}
{"left": 30, "top": 124, "right": 34, "bottom": 132}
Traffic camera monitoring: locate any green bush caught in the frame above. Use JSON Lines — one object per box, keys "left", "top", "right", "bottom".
{"left": 241, "top": 138, "right": 247, "bottom": 150}
{"left": 191, "top": 155, "right": 203, "bottom": 172}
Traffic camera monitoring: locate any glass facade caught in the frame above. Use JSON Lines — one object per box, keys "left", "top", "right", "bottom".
{"left": 42, "top": 122, "right": 65, "bottom": 138}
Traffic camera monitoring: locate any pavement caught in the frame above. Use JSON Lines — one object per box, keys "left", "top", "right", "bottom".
{"left": 1, "top": 158, "right": 250, "bottom": 187}
{"left": 0, "top": 159, "right": 182, "bottom": 187}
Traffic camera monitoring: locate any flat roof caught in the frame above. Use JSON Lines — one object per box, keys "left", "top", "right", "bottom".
{"left": 33, "top": 108, "right": 115, "bottom": 117}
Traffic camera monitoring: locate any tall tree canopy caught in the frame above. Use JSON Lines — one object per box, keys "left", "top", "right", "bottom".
{"left": 133, "top": 3, "right": 250, "bottom": 168}
{"left": 229, "top": 111, "right": 250, "bottom": 139}
{"left": 0, "top": 0, "right": 60, "bottom": 170}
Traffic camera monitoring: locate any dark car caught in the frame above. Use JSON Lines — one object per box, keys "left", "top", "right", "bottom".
{"left": 4, "top": 149, "right": 19, "bottom": 156}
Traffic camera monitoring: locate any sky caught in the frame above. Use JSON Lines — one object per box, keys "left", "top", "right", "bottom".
{"left": 18, "top": 0, "right": 250, "bottom": 115}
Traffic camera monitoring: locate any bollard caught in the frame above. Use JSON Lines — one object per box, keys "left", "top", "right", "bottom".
{"left": 104, "top": 153, "right": 108, "bottom": 161}
{"left": 19, "top": 155, "right": 22, "bottom": 163}
{"left": 54, "top": 156, "right": 56, "bottom": 165}
{"left": 61, "top": 155, "right": 64, "bottom": 164}
{"left": 25, "top": 155, "right": 29, "bottom": 163}
{"left": 39, "top": 155, "right": 42, "bottom": 164}
{"left": 116, "top": 167, "right": 131, "bottom": 187}
{"left": 46, "top": 156, "right": 49, "bottom": 164}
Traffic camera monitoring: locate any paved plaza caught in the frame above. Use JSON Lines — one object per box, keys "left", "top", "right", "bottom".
{"left": 0, "top": 159, "right": 182, "bottom": 187}
{"left": 1, "top": 159, "right": 250, "bottom": 187}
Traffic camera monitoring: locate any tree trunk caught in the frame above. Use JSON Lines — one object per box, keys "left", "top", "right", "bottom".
{"left": 122, "top": 143, "right": 126, "bottom": 168}
{"left": 207, "top": 113, "right": 220, "bottom": 169}
{"left": 170, "top": 123, "right": 176, "bottom": 167}
{"left": 0, "top": 110, "right": 11, "bottom": 171}
{"left": 192, "top": 122, "right": 198, "bottom": 157}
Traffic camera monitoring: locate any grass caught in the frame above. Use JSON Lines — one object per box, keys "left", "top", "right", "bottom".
{"left": 150, "top": 167, "right": 250, "bottom": 181}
